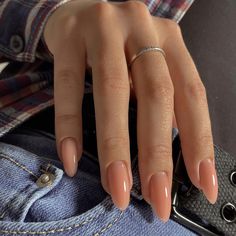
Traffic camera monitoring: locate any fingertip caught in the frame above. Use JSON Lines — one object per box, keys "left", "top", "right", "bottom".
{"left": 149, "top": 172, "right": 171, "bottom": 223}
{"left": 107, "top": 160, "right": 131, "bottom": 211}
{"left": 65, "top": 168, "right": 77, "bottom": 177}
{"left": 116, "top": 197, "right": 130, "bottom": 211}
{"left": 61, "top": 137, "right": 79, "bottom": 177}
{"left": 199, "top": 158, "right": 218, "bottom": 204}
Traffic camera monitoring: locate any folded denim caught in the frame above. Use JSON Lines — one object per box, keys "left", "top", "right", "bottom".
{"left": 0, "top": 132, "right": 196, "bottom": 235}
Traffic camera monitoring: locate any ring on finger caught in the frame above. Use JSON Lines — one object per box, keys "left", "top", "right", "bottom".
{"left": 128, "top": 46, "right": 166, "bottom": 68}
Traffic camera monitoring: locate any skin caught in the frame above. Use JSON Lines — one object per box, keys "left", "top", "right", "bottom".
{"left": 44, "top": 0, "right": 218, "bottom": 222}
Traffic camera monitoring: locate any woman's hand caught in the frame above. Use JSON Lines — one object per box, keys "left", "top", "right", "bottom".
{"left": 44, "top": 0, "right": 218, "bottom": 222}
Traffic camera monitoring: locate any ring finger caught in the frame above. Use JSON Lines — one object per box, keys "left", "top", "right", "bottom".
{"left": 127, "top": 31, "right": 174, "bottom": 221}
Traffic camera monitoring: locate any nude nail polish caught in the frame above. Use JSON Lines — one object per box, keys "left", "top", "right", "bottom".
{"left": 61, "top": 137, "right": 78, "bottom": 177}
{"left": 107, "top": 160, "right": 130, "bottom": 210}
{"left": 199, "top": 158, "right": 218, "bottom": 204}
{"left": 149, "top": 172, "right": 171, "bottom": 222}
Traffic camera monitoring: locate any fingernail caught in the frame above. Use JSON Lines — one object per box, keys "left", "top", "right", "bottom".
{"left": 149, "top": 172, "right": 171, "bottom": 222}
{"left": 61, "top": 137, "right": 78, "bottom": 177}
{"left": 199, "top": 158, "right": 218, "bottom": 204}
{"left": 107, "top": 160, "right": 130, "bottom": 210}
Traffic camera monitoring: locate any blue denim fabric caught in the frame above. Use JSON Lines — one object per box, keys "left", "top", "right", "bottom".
{"left": 0, "top": 129, "right": 196, "bottom": 236}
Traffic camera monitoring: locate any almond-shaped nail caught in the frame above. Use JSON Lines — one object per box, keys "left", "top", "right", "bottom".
{"left": 107, "top": 160, "right": 130, "bottom": 210}
{"left": 149, "top": 172, "right": 171, "bottom": 222}
{"left": 199, "top": 158, "right": 218, "bottom": 204}
{"left": 61, "top": 137, "right": 78, "bottom": 177}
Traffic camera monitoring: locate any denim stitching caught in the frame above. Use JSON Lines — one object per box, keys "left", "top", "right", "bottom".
{"left": 0, "top": 153, "right": 39, "bottom": 179}
{"left": 0, "top": 153, "right": 123, "bottom": 234}
{"left": 0, "top": 212, "right": 5, "bottom": 219}
{"left": 0, "top": 184, "right": 33, "bottom": 221}
{"left": 93, "top": 211, "right": 123, "bottom": 236}
{"left": 0, "top": 152, "right": 47, "bottom": 220}
{"left": 0, "top": 211, "right": 124, "bottom": 235}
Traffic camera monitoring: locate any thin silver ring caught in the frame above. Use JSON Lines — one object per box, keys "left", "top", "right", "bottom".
{"left": 129, "top": 46, "right": 166, "bottom": 68}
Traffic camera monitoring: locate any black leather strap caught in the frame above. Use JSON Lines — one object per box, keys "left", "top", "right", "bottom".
{"left": 171, "top": 136, "right": 236, "bottom": 236}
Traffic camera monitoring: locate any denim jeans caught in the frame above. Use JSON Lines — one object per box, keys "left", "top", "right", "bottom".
{"left": 0, "top": 94, "right": 196, "bottom": 235}
{"left": 0, "top": 135, "right": 196, "bottom": 236}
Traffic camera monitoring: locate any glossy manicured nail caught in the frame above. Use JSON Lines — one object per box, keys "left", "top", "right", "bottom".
{"left": 61, "top": 137, "right": 78, "bottom": 177}
{"left": 199, "top": 158, "right": 218, "bottom": 204}
{"left": 149, "top": 172, "right": 171, "bottom": 222}
{"left": 107, "top": 160, "right": 130, "bottom": 210}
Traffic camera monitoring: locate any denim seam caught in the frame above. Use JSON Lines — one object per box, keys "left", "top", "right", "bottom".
{"left": 0, "top": 152, "right": 39, "bottom": 179}
{"left": 0, "top": 211, "right": 124, "bottom": 235}
{"left": 0, "top": 184, "right": 33, "bottom": 221}
{"left": 0, "top": 152, "right": 124, "bottom": 234}
{"left": 0, "top": 149, "right": 123, "bottom": 234}
{"left": 93, "top": 211, "right": 123, "bottom": 236}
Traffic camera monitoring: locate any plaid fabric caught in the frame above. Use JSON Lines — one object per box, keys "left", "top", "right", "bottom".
{"left": 144, "top": 0, "right": 194, "bottom": 23}
{"left": 0, "top": 0, "right": 194, "bottom": 138}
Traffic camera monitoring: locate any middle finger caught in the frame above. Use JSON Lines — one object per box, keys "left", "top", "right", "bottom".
{"left": 87, "top": 22, "right": 132, "bottom": 210}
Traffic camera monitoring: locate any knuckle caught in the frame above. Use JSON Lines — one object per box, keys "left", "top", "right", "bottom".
{"left": 163, "top": 18, "right": 182, "bottom": 35}
{"left": 124, "top": 0, "right": 147, "bottom": 11}
{"left": 141, "top": 144, "right": 173, "bottom": 168}
{"left": 97, "top": 67, "right": 129, "bottom": 91}
{"left": 57, "top": 13, "right": 79, "bottom": 36}
{"left": 185, "top": 80, "right": 207, "bottom": 102}
{"left": 55, "top": 69, "right": 75, "bottom": 80}
{"left": 182, "top": 134, "right": 214, "bottom": 157}
{"left": 92, "top": 1, "right": 113, "bottom": 20}
{"left": 197, "top": 135, "right": 213, "bottom": 149}
{"left": 146, "top": 144, "right": 172, "bottom": 157}
{"left": 95, "top": 61, "right": 115, "bottom": 79}
{"left": 123, "top": 1, "right": 150, "bottom": 18}
{"left": 55, "top": 114, "right": 80, "bottom": 125}
{"left": 102, "top": 136, "right": 129, "bottom": 151}
{"left": 101, "top": 76, "right": 129, "bottom": 92}
{"left": 55, "top": 69, "right": 78, "bottom": 88}
{"left": 192, "top": 135, "right": 214, "bottom": 158}
{"left": 145, "top": 79, "right": 174, "bottom": 101}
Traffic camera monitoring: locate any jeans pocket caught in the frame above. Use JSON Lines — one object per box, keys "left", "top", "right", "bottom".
{"left": 0, "top": 142, "right": 123, "bottom": 236}
{"left": 0, "top": 143, "right": 64, "bottom": 223}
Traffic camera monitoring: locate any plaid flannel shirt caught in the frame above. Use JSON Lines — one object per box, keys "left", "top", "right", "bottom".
{"left": 0, "top": 0, "right": 194, "bottom": 137}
